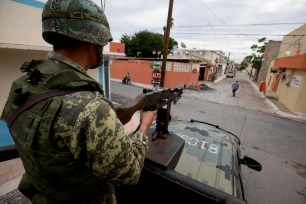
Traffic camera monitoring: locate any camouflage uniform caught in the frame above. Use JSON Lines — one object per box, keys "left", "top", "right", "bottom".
{"left": 1, "top": 51, "right": 148, "bottom": 204}
{"left": 50, "top": 52, "right": 149, "bottom": 203}
{"left": 1, "top": 0, "right": 149, "bottom": 203}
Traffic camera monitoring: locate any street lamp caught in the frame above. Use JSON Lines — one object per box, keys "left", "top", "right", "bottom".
{"left": 157, "top": 50, "right": 161, "bottom": 58}
{"left": 152, "top": 50, "right": 156, "bottom": 58}
{"left": 152, "top": 50, "right": 161, "bottom": 58}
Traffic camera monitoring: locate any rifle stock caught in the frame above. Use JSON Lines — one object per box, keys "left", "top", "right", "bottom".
{"left": 115, "top": 94, "right": 147, "bottom": 125}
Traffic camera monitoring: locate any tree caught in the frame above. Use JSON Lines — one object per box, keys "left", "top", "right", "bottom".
{"left": 242, "top": 37, "right": 267, "bottom": 79}
{"left": 120, "top": 30, "right": 176, "bottom": 58}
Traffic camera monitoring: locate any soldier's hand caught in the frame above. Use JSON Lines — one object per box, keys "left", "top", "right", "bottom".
{"left": 139, "top": 110, "right": 157, "bottom": 133}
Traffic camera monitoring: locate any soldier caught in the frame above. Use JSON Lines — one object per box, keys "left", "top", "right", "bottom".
{"left": 1, "top": 0, "right": 156, "bottom": 203}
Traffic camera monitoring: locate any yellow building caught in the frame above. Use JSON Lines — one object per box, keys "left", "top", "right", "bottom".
{"left": 272, "top": 24, "right": 306, "bottom": 116}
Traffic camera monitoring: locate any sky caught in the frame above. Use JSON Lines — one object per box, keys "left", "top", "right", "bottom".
{"left": 41, "top": 0, "right": 306, "bottom": 63}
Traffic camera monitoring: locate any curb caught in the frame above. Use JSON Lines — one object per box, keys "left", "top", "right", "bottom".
{"left": 247, "top": 79, "right": 306, "bottom": 122}
{"left": 111, "top": 78, "right": 306, "bottom": 122}
{"left": 212, "top": 75, "right": 227, "bottom": 84}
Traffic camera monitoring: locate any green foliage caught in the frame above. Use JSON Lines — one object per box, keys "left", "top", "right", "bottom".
{"left": 120, "top": 34, "right": 133, "bottom": 57}
{"left": 236, "top": 63, "right": 246, "bottom": 71}
{"left": 241, "top": 37, "right": 268, "bottom": 70}
{"left": 120, "top": 30, "right": 176, "bottom": 58}
{"left": 239, "top": 60, "right": 248, "bottom": 70}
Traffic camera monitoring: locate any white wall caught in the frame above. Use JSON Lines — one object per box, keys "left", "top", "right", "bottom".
{"left": 0, "top": 0, "right": 51, "bottom": 49}
{"left": 0, "top": 48, "right": 49, "bottom": 113}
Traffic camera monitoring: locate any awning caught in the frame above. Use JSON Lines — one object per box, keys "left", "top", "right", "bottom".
{"left": 274, "top": 54, "right": 306, "bottom": 69}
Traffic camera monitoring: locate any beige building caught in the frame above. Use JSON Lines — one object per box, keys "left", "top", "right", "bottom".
{"left": 271, "top": 24, "right": 306, "bottom": 116}
{"left": 168, "top": 49, "right": 227, "bottom": 81}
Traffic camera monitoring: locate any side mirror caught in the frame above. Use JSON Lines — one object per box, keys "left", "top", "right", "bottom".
{"left": 241, "top": 156, "right": 262, "bottom": 171}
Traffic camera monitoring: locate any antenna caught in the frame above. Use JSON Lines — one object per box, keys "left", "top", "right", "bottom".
{"left": 239, "top": 116, "right": 247, "bottom": 138}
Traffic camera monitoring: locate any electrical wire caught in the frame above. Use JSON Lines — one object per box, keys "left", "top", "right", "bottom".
{"left": 174, "top": 23, "right": 305, "bottom": 28}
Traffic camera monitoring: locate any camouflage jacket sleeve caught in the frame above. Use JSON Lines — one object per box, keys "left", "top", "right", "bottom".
{"left": 56, "top": 91, "right": 148, "bottom": 185}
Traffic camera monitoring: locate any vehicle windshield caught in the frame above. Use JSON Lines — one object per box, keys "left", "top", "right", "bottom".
{"left": 167, "top": 120, "right": 243, "bottom": 199}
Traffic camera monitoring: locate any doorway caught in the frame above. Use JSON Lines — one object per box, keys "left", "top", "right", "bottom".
{"left": 198, "top": 66, "right": 206, "bottom": 81}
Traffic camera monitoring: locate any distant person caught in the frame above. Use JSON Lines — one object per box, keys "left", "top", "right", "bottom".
{"left": 126, "top": 72, "right": 131, "bottom": 85}
{"left": 232, "top": 80, "right": 240, "bottom": 97}
{"left": 122, "top": 73, "right": 131, "bottom": 85}
{"left": 259, "top": 80, "right": 267, "bottom": 96}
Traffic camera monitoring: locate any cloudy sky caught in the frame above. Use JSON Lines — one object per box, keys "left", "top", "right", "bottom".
{"left": 97, "top": 0, "right": 306, "bottom": 62}
{"left": 42, "top": 0, "right": 306, "bottom": 63}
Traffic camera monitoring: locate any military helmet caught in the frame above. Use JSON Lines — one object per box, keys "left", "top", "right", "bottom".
{"left": 42, "top": 0, "right": 112, "bottom": 46}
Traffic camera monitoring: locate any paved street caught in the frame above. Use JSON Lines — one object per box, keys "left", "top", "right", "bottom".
{"left": 1, "top": 72, "right": 305, "bottom": 204}
{"left": 183, "top": 71, "right": 304, "bottom": 122}
{"left": 185, "top": 74, "right": 271, "bottom": 114}
{"left": 181, "top": 73, "right": 306, "bottom": 204}
{"left": 111, "top": 73, "right": 306, "bottom": 204}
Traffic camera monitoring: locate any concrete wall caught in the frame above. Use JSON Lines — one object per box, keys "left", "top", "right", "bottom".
{"left": 277, "top": 69, "right": 306, "bottom": 113}
{"left": 0, "top": 48, "right": 110, "bottom": 113}
{"left": 277, "top": 25, "right": 306, "bottom": 58}
{"left": 109, "top": 42, "right": 125, "bottom": 54}
{"left": 110, "top": 59, "right": 199, "bottom": 88}
{"left": 0, "top": 0, "right": 50, "bottom": 49}
{"left": 0, "top": 48, "right": 49, "bottom": 113}
{"left": 258, "top": 41, "right": 281, "bottom": 83}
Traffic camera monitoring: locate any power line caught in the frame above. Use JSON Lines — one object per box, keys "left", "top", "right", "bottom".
{"left": 172, "top": 33, "right": 305, "bottom": 37}
{"left": 198, "top": 0, "right": 227, "bottom": 25}
{"left": 197, "top": 0, "right": 262, "bottom": 41}
{"left": 284, "top": 35, "right": 305, "bottom": 50}
{"left": 174, "top": 23, "right": 305, "bottom": 28}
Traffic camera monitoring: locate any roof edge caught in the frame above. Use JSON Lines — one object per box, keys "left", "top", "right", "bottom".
{"left": 0, "top": 43, "right": 52, "bottom": 51}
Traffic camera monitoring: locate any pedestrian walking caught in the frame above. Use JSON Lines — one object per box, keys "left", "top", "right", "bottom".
{"left": 232, "top": 80, "right": 240, "bottom": 97}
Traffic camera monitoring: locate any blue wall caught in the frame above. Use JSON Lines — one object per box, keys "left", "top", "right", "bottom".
{"left": 12, "top": 0, "right": 45, "bottom": 9}
{"left": 0, "top": 120, "right": 14, "bottom": 147}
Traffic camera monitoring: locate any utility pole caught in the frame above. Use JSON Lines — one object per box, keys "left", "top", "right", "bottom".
{"left": 160, "top": 0, "right": 174, "bottom": 87}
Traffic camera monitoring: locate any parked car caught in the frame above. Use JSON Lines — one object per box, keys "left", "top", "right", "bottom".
{"left": 227, "top": 71, "right": 235, "bottom": 78}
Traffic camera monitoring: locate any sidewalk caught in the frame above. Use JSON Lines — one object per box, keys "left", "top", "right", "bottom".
{"left": 247, "top": 79, "right": 306, "bottom": 123}
{"left": 112, "top": 77, "right": 306, "bottom": 123}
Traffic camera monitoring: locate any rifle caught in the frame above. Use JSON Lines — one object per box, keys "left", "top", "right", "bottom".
{"left": 0, "top": 87, "right": 184, "bottom": 161}
{"left": 115, "top": 87, "right": 183, "bottom": 140}
{"left": 115, "top": 87, "right": 185, "bottom": 170}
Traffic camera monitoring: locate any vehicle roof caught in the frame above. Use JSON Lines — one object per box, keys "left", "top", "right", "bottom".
{"left": 167, "top": 120, "right": 244, "bottom": 199}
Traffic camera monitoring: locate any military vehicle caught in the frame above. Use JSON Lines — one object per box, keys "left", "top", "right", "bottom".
{"left": 115, "top": 87, "right": 262, "bottom": 204}
{"left": 0, "top": 87, "right": 261, "bottom": 204}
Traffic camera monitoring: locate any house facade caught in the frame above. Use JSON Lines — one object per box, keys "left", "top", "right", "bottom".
{"left": 271, "top": 24, "right": 306, "bottom": 116}
{"left": 166, "top": 49, "right": 228, "bottom": 82}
